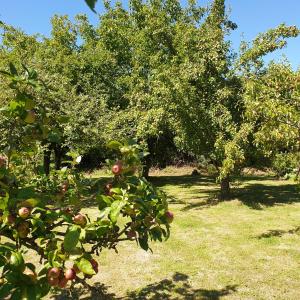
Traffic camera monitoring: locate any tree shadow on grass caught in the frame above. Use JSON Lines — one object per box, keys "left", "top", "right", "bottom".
{"left": 150, "top": 175, "right": 215, "bottom": 189}
{"left": 50, "top": 282, "right": 118, "bottom": 300}
{"left": 126, "top": 272, "right": 237, "bottom": 300}
{"left": 50, "top": 273, "right": 237, "bottom": 300}
{"left": 150, "top": 175, "right": 220, "bottom": 209}
{"left": 256, "top": 226, "right": 300, "bottom": 239}
{"left": 153, "top": 175, "right": 300, "bottom": 211}
{"left": 180, "top": 191, "right": 221, "bottom": 211}
{"left": 80, "top": 175, "right": 300, "bottom": 211}
{"left": 233, "top": 181, "right": 300, "bottom": 209}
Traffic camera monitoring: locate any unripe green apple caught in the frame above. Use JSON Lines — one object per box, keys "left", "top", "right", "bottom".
{"left": 10, "top": 252, "right": 25, "bottom": 272}
{"left": 24, "top": 110, "right": 36, "bottom": 124}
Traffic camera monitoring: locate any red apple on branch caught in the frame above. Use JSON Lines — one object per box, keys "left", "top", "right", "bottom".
{"left": 6, "top": 214, "right": 16, "bottom": 225}
{"left": 73, "top": 214, "right": 87, "bottom": 227}
{"left": 126, "top": 229, "right": 137, "bottom": 239}
{"left": 18, "top": 207, "right": 31, "bottom": 219}
{"left": 61, "top": 181, "right": 69, "bottom": 193}
{"left": 165, "top": 211, "right": 174, "bottom": 223}
{"left": 112, "top": 161, "right": 123, "bottom": 175}
{"left": 47, "top": 267, "right": 61, "bottom": 279}
{"left": 58, "top": 277, "right": 68, "bottom": 288}
{"left": 65, "top": 268, "right": 76, "bottom": 280}
{"left": 0, "top": 156, "right": 6, "bottom": 168}
{"left": 47, "top": 276, "right": 59, "bottom": 287}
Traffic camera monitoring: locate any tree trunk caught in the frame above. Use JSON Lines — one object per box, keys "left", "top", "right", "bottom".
{"left": 142, "top": 156, "right": 151, "bottom": 179}
{"left": 43, "top": 148, "right": 51, "bottom": 176}
{"left": 220, "top": 176, "right": 230, "bottom": 199}
{"left": 54, "top": 144, "right": 62, "bottom": 170}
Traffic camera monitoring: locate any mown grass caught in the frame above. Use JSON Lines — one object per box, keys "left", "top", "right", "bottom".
{"left": 50, "top": 167, "right": 300, "bottom": 300}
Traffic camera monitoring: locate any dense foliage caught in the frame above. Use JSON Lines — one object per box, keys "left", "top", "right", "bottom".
{"left": 0, "top": 1, "right": 299, "bottom": 193}
{"left": 244, "top": 62, "right": 300, "bottom": 178}
{"left": 0, "top": 65, "right": 172, "bottom": 299}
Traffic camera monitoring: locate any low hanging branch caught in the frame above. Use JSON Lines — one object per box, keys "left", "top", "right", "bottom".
{"left": 0, "top": 64, "right": 173, "bottom": 299}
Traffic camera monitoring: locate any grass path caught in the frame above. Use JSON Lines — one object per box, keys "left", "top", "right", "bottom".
{"left": 51, "top": 167, "right": 300, "bottom": 300}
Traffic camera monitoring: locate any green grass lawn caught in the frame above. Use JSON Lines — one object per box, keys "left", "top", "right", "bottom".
{"left": 50, "top": 167, "right": 300, "bottom": 300}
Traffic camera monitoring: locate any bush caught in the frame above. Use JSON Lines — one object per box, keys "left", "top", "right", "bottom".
{"left": 272, "top": 153, "right": 298, "bottom": 177}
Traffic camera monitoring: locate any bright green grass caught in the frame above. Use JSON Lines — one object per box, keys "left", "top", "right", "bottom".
{"left": 51, "top": 167, "right": 300, "bottom": 300}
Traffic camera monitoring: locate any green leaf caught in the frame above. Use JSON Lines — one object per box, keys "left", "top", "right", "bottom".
{"left": 97, "top": 195, "right": 112, "bottom": 210}
{"left": 11, "top": 288, "right": 22, "bottom": 300}
{"left": 0, "top": 70, "right": 11, "bottom": 76}
{"left": 25, "top": 99, "right": 35, "bottom": 110}
{"left": 37, "top": 277, "right": 51, "bottom": 298}
{"left": 107, "top": 140, "right": 123, "bottom": 150}
{"left": 0, "top": 192, "right": 9, "bottom": 210}
{"left": 85, "top": 0, "right": 97, "bottom": 12}
{"left": 10, "top": 252, "right": 25, "bottom": 272}
{"left": 138, "top": 235, "right": 149, "bottom": 251}
{"left": 47, "top": 130, "right": 61, "bottom": 143}
{"left": 109, "top": 200, "right": 125, "bottom": 223}
{"left": 110, "top": 188, "right": 122, "bottom": 195}
{"left": 9, "top": 100, "right": 23, "bottom": 111}
{"left": 77, "top": 258, "right": 95, "bottom": 275}
{"left": 19, "top": 198, "right": 39, "bottom": 208}
{"left": 23, "top": 285, "right": 37, "bottom": 300}
{"left": 47, "top": 250, "right": 57, "bottom": 266}
{"left": 151, "top": 226, "right": 162, "bottom": 242}
{"left": 0, "top": 283, "right": 14, "bottom": 298}
{"left": 9, "top": 63, "right": 18, "bottom": 76}
{"left": 17, "top": 187, "right": 35, "bottom": 200}
{"left": 64, "top": 226, "right": 81, "bottom": 252}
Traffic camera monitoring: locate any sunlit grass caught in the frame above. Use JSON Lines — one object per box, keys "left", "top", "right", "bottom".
{"left": 50, "top": 167, "right": 300, "bottom": 299}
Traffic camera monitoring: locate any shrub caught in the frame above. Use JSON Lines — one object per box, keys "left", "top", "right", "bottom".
{"left": 272, "top": 153, "right": 298, "bottom": 177}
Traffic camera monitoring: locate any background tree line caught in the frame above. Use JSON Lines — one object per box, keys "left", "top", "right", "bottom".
{"left": 1, "top": 0, "right": 300, "bottom": 198}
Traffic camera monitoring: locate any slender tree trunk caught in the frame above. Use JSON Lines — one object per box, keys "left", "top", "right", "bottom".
{"left": 142, "top": 138, "right": 155, "bottom": 179}
{"left": 142, "top": 156, "right": 151, "bottom": 179}
{"left": 220, "top": 176, "right": 230, "bottom": 199}
{"left": 43, "top": 148, "right": 51, "bottom": 176}
{"left": 54, "top": 144, "right": 62, "bottom": 170}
